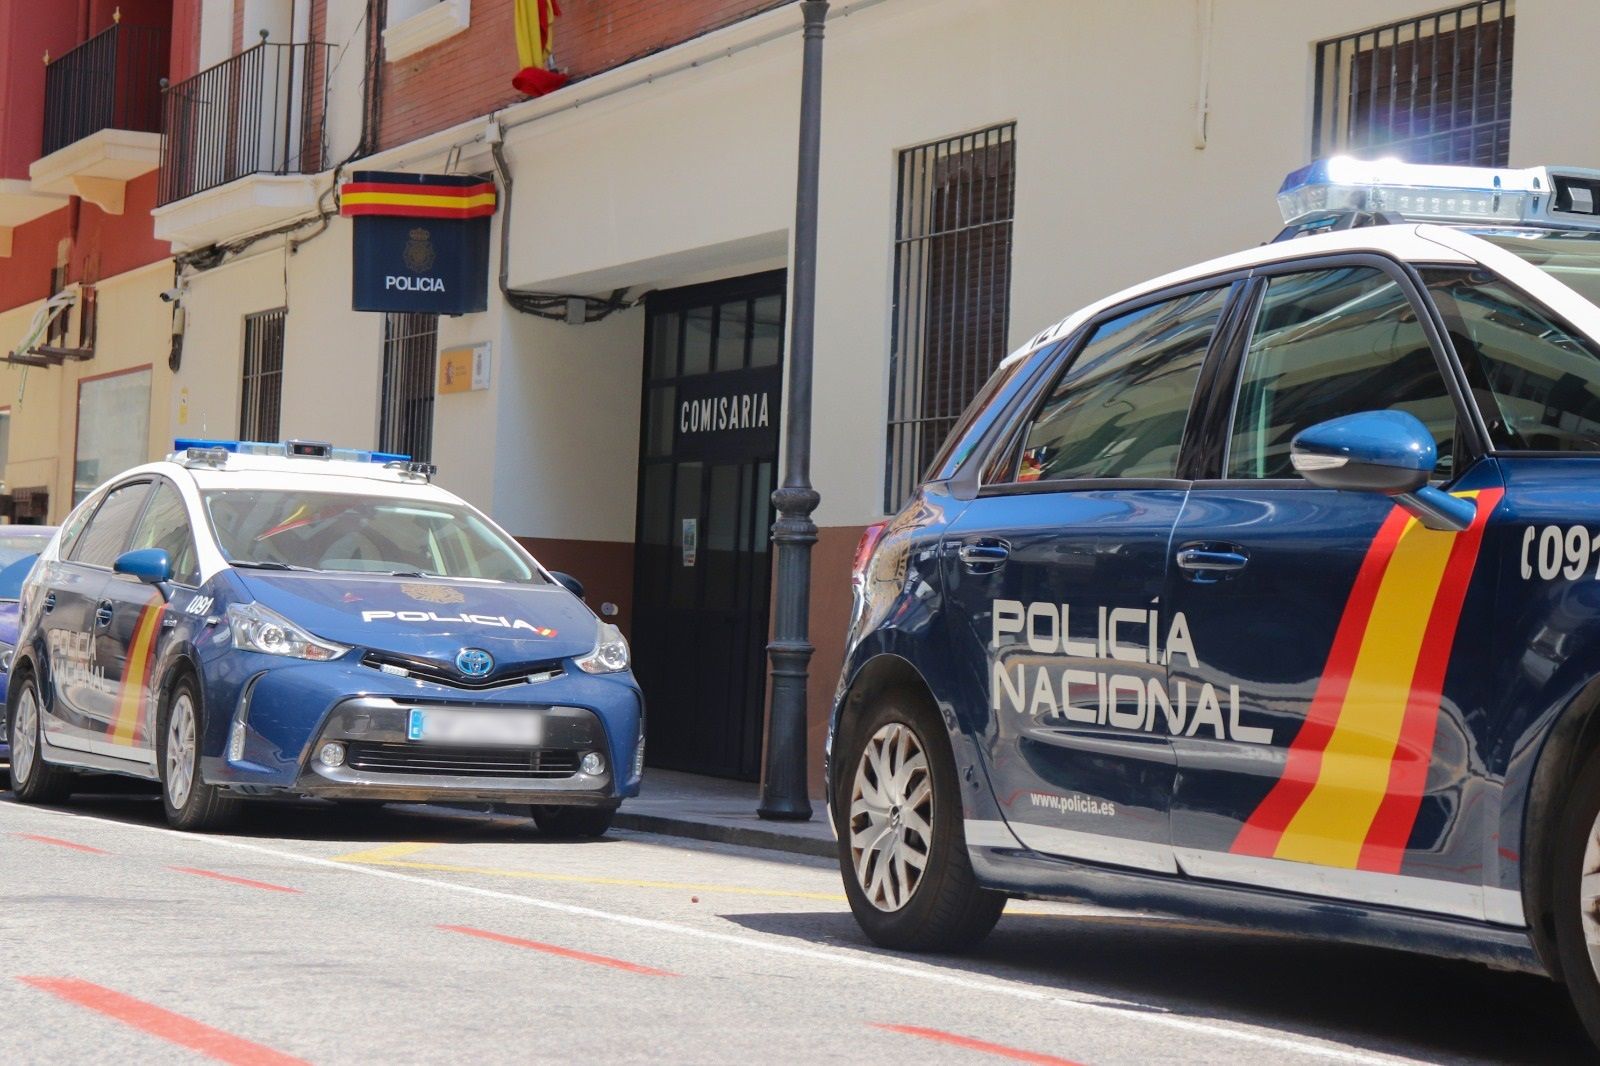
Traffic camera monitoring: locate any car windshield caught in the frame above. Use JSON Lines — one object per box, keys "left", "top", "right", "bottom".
{"left": 0, "top": 553, "right": 38, "bottom": 602}
{"left": 1478, "top": 231, "right": 1600, "bottom": 307}
{"left": 0, "top": 532, "right": 50, "bottom": 569}
{"left": 202, "top": 490, "right": 546, "bottom": 583}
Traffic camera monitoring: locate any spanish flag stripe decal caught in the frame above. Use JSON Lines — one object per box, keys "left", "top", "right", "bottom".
{"left": 110, "top": 603, "right": 166, "bottom": 745}
{"left": 1358, "top": 487, "right": 1502, "bottom": 872}
{"left": 339, "top": 182, "right": 496, "bottom": 219}
{"left": 342, "top": 181, "right": 495, "bottom": 198}
{"left": 342, "top": 192, "right": 498, "bottom": 210}
{"left": 1230, "top": 489, "right": 1498, "bottom": 872}
{"left": 1231, "top": 505, "right": 1410, "bottom": 857}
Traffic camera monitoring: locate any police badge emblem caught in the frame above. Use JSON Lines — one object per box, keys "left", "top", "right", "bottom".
{"left": 401, "top": 582, "right": 464, "bottom": 605}
{"left": 403, "top": 227, "right": 436, "bottom": 273}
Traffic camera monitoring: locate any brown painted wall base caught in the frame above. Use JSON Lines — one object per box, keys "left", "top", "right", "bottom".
{"left": 516, "top": 537, "right": 637, "bottom": 639}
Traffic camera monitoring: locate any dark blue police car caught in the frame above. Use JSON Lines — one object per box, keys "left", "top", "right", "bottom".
{"left": 829, "top": 158, "right": 1600, "bottom": 1045}
{"left": 5, "top": 441, "right": 640, "bottom": 836}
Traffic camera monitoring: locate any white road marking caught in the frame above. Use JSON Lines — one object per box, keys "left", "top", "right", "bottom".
{"left": 1, "top": 801, "right": 1415, "bottom": 1065}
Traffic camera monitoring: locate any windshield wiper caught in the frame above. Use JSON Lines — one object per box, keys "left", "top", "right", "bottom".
{"left": 229, "top": 560, "right": 316, "bottom": 572}
{"left": 381, "top": 570, "right": 434, "bottom": 578}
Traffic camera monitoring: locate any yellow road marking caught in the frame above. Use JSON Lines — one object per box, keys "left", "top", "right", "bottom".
{"left": 345, "top": 856, "right": 849, "bottom": 902}
{"left": 330, "top": 841, "right": 437, "bottom": 864}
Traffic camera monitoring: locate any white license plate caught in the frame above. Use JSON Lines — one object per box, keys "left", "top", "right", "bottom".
{"left": 406, "top": 708, "right": 542, "bottom": 747}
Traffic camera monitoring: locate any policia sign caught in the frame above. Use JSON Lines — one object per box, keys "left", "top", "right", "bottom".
{"left": 341, "top": 171, "right": 495, "bottom": 315}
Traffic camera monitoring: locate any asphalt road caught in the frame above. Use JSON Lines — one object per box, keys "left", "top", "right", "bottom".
{"left": 0, "top": 778, "right": 1593, "bottom": 1066}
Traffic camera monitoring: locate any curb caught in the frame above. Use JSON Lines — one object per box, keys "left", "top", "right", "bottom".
{"left": 614, "top": 811, "right": 835, "bottom": 860}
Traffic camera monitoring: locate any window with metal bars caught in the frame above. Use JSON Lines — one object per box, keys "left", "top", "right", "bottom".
{"left": 884, "top": 123, "right": 1016, "bottom": 512}
{"left": 239, "top": 308, "right": 286, "bottom": 442}
{"left": 380, "top": 312, "right": 438, "bottom": 463}
{"left": 1314, "top": 1, "right": 1513, "bottom": 167}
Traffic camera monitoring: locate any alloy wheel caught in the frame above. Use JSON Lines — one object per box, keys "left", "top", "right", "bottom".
{"left": 11, "top": 684, "right": 38, "bottom": 786}
{"left": 165, "top": 693, "right": 197, "bottom": 810}
{"left": 849, "top": 721, "right": 934, "bottom": 912}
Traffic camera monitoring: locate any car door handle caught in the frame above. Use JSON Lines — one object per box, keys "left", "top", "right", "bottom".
{"left": 94, "top": 600, "right": 114, "bottom": 628}
{"left": 1176, "top": 547, "right": 1249, "bottom": 572}
{"left": 958, "top": 542, "right": 1010, "bottom": 571}
{"left": 42, "top": 591, "right": 56, "bottom": 613}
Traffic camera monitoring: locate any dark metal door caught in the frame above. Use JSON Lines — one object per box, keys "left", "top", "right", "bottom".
{"left": 633, "top": 272, "right": 786, "bottom": 780}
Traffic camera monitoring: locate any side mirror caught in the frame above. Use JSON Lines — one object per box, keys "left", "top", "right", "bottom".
{"left": 1291, "top": 410, "right": 1475, "bottom": 532}
{"left": 114, "top": 548, "right": 174, "bottom": 594}
{"left": 550, "top": 571, "right": 585, "bottom": 599}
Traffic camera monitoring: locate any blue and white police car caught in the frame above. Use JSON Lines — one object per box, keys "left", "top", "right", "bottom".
{"left": 831, "top": 157, "right": 1600, "bottom": 1045}
{"left": 5, "top": 440, "right": 641, "bottom": 837}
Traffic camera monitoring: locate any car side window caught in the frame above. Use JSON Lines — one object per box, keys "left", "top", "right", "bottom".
{"left": 1226, "top": 267, "right": 1458, "bottom": 481}
{"left": 1422, "top": 267, "right": 1600, "bottom": 453}
{"left": 128, "top": 481, "right": 202, "bottom": 586}
{"left": 68, "top": 481, "right": 152, "bottom": 568}
{"left": 1009, "top": 286, "right": 1229, "bottom": 483}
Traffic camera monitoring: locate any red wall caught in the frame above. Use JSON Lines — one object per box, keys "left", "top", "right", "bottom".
{"left": 0, "top": 1, "right": 80, "bottom": 179}
{"left": 380, "top": 0, "right": 792, "bottom": 150}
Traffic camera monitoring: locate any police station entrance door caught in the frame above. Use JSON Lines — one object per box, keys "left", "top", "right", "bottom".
{"left": 632, "top": 272, "right": 786, "bottom": 780}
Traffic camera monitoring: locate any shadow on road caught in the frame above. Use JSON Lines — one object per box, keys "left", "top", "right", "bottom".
{"left": 721, "top": 908, "right": 1592, "bottom": 1064}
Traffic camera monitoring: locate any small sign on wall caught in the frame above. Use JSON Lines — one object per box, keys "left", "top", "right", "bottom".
{"left": 438, "top": 343, "right": 491, "bottom": 393}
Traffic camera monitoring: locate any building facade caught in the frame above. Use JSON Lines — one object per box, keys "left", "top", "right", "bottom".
{"left": 15, "top": 0, "right": 1597, "bottom": 791}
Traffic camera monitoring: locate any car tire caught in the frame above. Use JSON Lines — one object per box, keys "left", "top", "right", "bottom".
{"left": 532, "top": 804, "right": 617, "bottom": 839}
{"left": 7, "top": 672, "right": 73, "bottom": 804}
{"left": 157, "top": 674, "right": 240, "bottom": 832}
{"left": 834, "top": 688, "right": 1005, "bottom": 952}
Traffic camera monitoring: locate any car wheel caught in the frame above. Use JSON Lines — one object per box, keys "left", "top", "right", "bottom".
{"left": 532, "top": 804, "right": 617, "bottom": 839}
{"left": 157, "top": 674, "right": 240, "bottom": 832}
{"left": 7, "top": 673, "right": 72, "bottom": 804}
{"left": 834, "top": 690, "right": 1005, "bottom": 951}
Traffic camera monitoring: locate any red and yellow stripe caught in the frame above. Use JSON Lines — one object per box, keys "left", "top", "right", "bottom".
{"left": 340, "top": 180, "right": 496, "bottom": 220}
{"left": 1231, "top": 488, "right": 1502, "bottom": 872}
{"left": 109, "top": 601, "right": 167, "bottom": 746}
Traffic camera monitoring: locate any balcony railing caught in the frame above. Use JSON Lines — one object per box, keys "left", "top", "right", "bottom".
{"left": 42, "top": 22, "right": 171, "bottom": 156}
{"left": 157, "top": 41, "right": 332, "bottom": 206}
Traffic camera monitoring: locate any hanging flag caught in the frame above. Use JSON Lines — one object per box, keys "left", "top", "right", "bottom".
{"left": 513, "top": 0, "right": 568, "bottom": 96}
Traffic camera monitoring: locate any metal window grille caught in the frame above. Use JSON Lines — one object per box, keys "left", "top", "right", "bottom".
{"left": 240, "top": 308, "right": 286, "bottom": 441}
{"left": 380, "top": 312, "right": 438, "bottom": 463}
{"left": 1314, "top": 1, "right": 1513, "bottom": 166}
{"left": 885, "top": 123, "right": 1017, "bottom": 511}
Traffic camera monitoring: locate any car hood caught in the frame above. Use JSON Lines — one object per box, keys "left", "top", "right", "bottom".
{"left": 233, "top": 571, "right": 601, "bottom": 669}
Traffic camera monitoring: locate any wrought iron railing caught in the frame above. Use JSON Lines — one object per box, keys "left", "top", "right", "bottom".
{"left": 158, "top": 40, "right": 332, "bottom": 206}
{"left": 42, "top": 22, "right": 170, "bottom": 156}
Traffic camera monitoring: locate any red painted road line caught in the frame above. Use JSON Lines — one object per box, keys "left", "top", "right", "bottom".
{"left": 11, "top": 832, "right": 107, "bottom": 854}
{"left": 874, "top": 1023, "right": 1085, "bottom": 1066}
{"left": 168, "top": 867, "right": 301, "bottom": 894}
{"left": 438, "top": 924, "right": 678, "bottom": 976}
{"left": 18, "top": 977, "right": 307, "bottom": 1066}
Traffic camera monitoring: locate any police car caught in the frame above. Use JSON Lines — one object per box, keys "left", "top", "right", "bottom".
{"left": 830, "top": 157, "right": 1600, "bottom": 1045}
{"left": 5, "top": 441, "right": 641, "bottom": 836}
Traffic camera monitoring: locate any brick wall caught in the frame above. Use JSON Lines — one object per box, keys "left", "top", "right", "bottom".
{"left": 380, "top": 0, "right": 793, "bottom": 149}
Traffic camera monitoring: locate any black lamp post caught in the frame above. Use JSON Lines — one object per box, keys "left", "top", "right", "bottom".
{"left": 759, "top": 0, "right": 828, "bottom": 822}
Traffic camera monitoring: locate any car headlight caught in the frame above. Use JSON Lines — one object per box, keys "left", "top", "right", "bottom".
{"left": 227, "top": 602, "right": 346, "bottom": 661}
{"left": 575, "top": 621, "right": 630, "bottom": 674}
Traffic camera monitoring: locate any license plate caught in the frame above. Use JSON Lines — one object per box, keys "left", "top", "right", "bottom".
{"left": 406, "top": 708, "right": 542, "bottom": 747}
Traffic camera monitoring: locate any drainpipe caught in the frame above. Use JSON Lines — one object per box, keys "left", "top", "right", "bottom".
{"left": 759, "top": 0, "right": 828, "bottom": 822}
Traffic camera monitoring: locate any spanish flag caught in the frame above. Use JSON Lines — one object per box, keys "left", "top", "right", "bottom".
{"left": 513, "top": 0, "right": 568, "bottom": 96}
{"left": 340, "top": 171, "right": 496, "bottom": 220}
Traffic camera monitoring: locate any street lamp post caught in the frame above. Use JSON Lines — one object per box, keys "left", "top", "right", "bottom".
{"left": 759, "top": 0, "right": 828, "bottom": 822}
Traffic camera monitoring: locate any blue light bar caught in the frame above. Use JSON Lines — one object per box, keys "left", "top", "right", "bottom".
{"left": 170, "top": 439, "right": 412, "bottom": 465}
{"left": 1277, "top": 156, "right": 1600, "bottom": 233}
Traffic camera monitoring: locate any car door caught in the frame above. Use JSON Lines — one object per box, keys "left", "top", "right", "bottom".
{"left": 940, "top": 281, "right": 1240, "bottom": 874}
{"left": 99, "top": 478, "right": 203, "bottom": 765}
{"left": 1162, "top": 258, "right": 1506, "bottom": 920}
{"left": 41, "top": 479, "right": 152, "bottom": 753}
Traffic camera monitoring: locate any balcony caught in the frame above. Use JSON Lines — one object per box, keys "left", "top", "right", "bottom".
{"left": 28, "top": 21, "right": 170, "bottom": 216}
{"left": 151, "top": 40, "right": 333, "bottom": 251}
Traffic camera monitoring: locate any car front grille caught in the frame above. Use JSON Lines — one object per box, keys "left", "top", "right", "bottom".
{"left": 360, "top": 650, "right": 565, "bottom": 690}
{"left": 344, "top": 742, "right": 580, "bottom": 779}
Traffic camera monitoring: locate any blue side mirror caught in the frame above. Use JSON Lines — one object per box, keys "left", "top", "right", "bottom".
{"left": 1291, "top": 410, "right": 1475, "bottom": 532}
{"left": 550, "top": 571, "right": 585, "bottom": 599}
{"left": 114, "top": 548, "right": 174, "bottom": 590}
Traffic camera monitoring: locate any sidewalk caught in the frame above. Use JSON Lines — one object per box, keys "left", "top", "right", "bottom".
{"left": 615, "top": 769, "right": 835, "bottom": 859}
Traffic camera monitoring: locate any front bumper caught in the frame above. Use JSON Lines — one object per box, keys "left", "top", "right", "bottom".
{"left": 200, "top": 654, "right": 643, "bottom": 803}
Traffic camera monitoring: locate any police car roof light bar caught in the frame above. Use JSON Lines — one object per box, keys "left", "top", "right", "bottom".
{"left": 1276, "top": 155, "right": 1600, "bottom": 236}
{"left": 170, "top": 438, "right": 414, "bottom": 468}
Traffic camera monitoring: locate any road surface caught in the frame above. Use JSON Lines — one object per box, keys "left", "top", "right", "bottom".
{"left": 0, "top": 779, "right": 1590, "bottom": 1065}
